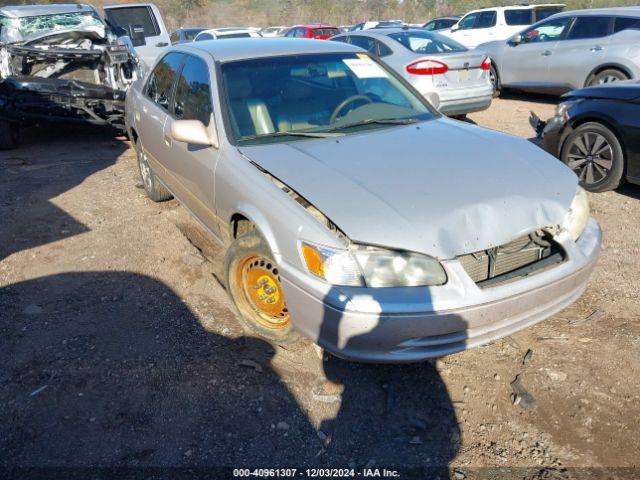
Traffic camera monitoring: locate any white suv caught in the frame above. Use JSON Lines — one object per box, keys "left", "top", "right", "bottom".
{"left": 443, "top": 4, "right": 565, "bottom": 48}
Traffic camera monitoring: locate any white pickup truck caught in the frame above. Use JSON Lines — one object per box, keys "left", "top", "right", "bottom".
{"left": 103, "top": 3, "right": 171, "bottom": 68}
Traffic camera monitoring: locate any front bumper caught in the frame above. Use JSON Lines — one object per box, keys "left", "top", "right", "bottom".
{"left": 0, "top": 77, "right": 126, "bottom": 128}
{"left": 280, "top": 219, "right": 601, "bottom": 363}
{"left": 530, "top": 111, "right": 568, "bottom": 157}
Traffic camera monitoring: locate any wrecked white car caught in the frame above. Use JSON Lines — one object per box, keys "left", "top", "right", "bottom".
{"left": 0, "top": 4, "right": 139, "bottom": 149}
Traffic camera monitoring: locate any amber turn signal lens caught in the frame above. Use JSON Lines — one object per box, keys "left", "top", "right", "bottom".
{"left": 302, "top": 244, "right": 325, "bottom": 277}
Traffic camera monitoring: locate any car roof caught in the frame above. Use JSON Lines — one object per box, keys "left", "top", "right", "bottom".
{"left": 0, "top": 3, "right": 95, "bottom": 18}
{"left": 552, "top": 6, "right": 640, "bottom": 18}
{"left": 181, "top": 37, "right": 361, "bottom": 62}
{"left": 469, "top": 4, "right": 565, "bottom": 12}
{"left": 334, "top": 27, "right": 432, "bottom": 38}
{"left": 292, "top": 24, "right": 338, "bottom": 29}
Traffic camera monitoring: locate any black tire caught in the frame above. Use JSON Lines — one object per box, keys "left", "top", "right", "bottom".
{"left": 0, "top": 120, "right": 20, "bottom": 150}
{"left": 560, "top": 122, "right": 625, "bottom": 192}
{"left": 224, "top": 230, "right": 299, "bottom": 345}
{"left": 135, "top": 137, "right": 172, "bottom": 202}
{"left": 587, "top": 68, "right": 629, "bottom": 87}
{"left": 490, "top": 65, "right": 501, "bottom": 98}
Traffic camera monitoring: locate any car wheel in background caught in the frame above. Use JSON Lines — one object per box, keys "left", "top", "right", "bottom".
{"left": 225, "top": 230, "right": 299, "bottom": 345}
{"left": 560, "top": 122, "right": 625, "bottom": 192}
{"left": 135, "top": 138, "right": 173, "bottom": 202}
{"left": 0, "top": 120, "right": 20, "bottom": 150}
{"left": 489, "top": 65, "right": 501, "bottom": 98}
{"left": 587, "top": 68, "right": 629, "bottom": 87}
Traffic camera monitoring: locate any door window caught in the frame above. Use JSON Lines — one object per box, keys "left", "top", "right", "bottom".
{"left": 535, "top": 7, "right": 564, "bottom": 22}
{"left": 377, "top": 40, "right": 392, "bottom": 57}
{"left": 170, "top": 31, "right": 179, "bottom": 43}
{"left": 145, "top": 52, "right": 184, "bottom": 110}
{"left": 567, "top": 16, "right": 612, "bottom": 40}
{"left": 173, "top": 56, "right": 212, "bottom": 126}
{"left": 505, "top": 10, "right": 533, "bottom": 26}
{"left": 105, "top": 6, "right": 159, "bottom": 38}
{"left": 521, "top": 17, "right": 572, "bottom": 43}
{"left": 457, "top": 13, "right": 478, "bottom": 30}
{"left": 476, "top": 11, "right": 497, "bottom": 29}
{"left": 196, "top": 32, "right": 213, "bottom": 41}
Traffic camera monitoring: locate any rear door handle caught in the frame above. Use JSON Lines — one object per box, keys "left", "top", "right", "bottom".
{"left": 590, "top": 45, "right": 603, "bottom": 52}
{"left": 542, "top": 50, "right": 552, "bottom": 56}
{"left": 163, "top": 134, "right": 172, "bottom": 147}
{"left": 156, "top": 42, "right": 169, "bottom": 47}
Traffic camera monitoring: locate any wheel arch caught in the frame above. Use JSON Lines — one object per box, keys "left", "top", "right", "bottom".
{"left": 584, "top": 63, "right": 633, "bottom": 87}
{"left": 227, "top": 207, "right": 283, "bottom": 261}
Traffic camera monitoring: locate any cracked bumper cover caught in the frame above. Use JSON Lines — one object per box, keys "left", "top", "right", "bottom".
{"left": 0, "top": 77, "right": 126, "bottom": 127}
{"left": 279, "top": 218, "right": 601, "bottom": 363}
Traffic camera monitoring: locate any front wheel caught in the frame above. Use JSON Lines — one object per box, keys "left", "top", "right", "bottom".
{"left": 224, "top": 230, "right": 299, "bottom": 345}
{"left": 560, "top": 122, "right": 625, "bottom": 192}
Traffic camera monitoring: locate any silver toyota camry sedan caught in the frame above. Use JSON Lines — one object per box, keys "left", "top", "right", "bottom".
{"left": 125, "top": 38, "right": 601, "bottom": 363}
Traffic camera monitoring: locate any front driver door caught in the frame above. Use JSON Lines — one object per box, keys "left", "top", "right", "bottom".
{"left": 500, "top": 16, "right": 573, "bottom": 87}
{"left": 164, "top": 54, "right": 221, "bottom": 236}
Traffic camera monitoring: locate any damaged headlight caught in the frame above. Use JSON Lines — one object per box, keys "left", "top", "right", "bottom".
{"left": 300, "top": 241, "right": 447, "bottom": 288}
{"left": 562, "top": 187, "right": 590, "bottom": 241}
{"left": 555, "top": 99, "right": 582, "bottom": 122}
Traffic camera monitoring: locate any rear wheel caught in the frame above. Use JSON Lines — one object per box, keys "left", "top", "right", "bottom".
{"left": 135, "top": 138, "right": 172, "bottom": 202}
{"left": 587, "top": 68, "right": 629, "bottom": 87}
{"left": 225, "top": 230, "right": 298, "bottom": 344}
{"left": 0, "top": 120, "right": 20, "bottom": 150}
{"left": 560, "top": 122, "right": 625, "bottom": 192}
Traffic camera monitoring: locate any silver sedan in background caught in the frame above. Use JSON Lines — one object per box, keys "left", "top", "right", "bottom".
{"left": 331, "top": 28, "right": 493, "bottom": 116}
{"left": 126, "top": 39, "right": 600, "bottom": 362}
{"left": 480, "top": 7, "right": 640, "bottom": 95}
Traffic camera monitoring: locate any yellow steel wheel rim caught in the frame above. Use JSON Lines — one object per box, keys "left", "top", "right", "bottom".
{"left": 237, "top": 255, "right": 290, "bottom": 329}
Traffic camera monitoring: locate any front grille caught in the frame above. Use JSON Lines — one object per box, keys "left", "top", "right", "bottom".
{"left": 458, "top": 231, "right": 564, "bottom": 287}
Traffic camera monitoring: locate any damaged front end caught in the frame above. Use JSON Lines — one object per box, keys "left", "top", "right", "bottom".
{"left": 0, "top": 10, "right": 139, "bottom": 131}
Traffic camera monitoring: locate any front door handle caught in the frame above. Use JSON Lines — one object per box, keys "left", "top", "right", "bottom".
{"left": 156, "top": 42, "right": 169, "bottom": 47}
{"left": 163, "top": 134, "right": 172, "bottom": 147}
{"left": 541, "top": 50, "right": 552, "bottom": 56}
{"left": 590, "top": 45, "right": 603, "bottom": 52}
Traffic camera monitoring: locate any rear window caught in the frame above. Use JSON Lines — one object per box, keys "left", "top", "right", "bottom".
{"left": 567, "top": 16, "right": 612, "bottom": 40}
{"left": 505, "top": 10, "right": 533, "bottom": 26}
{"left": 389, "top": 31, "right": 467, "bottom": 54}
{"left": 535, "top": 7, "right": 564, "bottom": 22}
{"left": 614, "top": 16, "right": 640, "bottom": 33}
{"left": 105, "top": 6, "right": 159, "bottom": 38}
{"left": 219, "top": 32, "right": 251, "bottom": 39}
{"left": 312, "top": 28, "right": 339, "bottom": 37}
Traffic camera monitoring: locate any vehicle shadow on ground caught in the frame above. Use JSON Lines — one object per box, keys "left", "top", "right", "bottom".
{"left": 0, "top": 271, "right": 319, "bottom": 468}
{"left": 316, "top": 289, "right": 462, "bottom": 473}
{"left": 0, "top": 271, "right": 462, "bottom": 473}
{"left": 617, "top": 183, "right": 640, "bottom": 200}
{"left": 499, "top": 90, "right": 559, "bottom": 105}
{"left": 0, "top": 124, "right": 127, "bottom": 261}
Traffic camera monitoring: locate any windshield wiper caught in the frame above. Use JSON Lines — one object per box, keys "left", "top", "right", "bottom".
{"left": 238, "top": 130, "right": 343, "bottom": 143}
{"left": 323, "top": 117, "right": 420, "bottom": 132}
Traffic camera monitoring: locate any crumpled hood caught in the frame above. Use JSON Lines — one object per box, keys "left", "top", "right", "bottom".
{"left": 240, "top": 118, "right": 578, "bottom": 258}
{"left": 22, "top": 28, "right": 106, "bottom": 47}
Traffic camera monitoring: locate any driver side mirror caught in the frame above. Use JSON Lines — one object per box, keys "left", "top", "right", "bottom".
{"left": 509, "top": 34, "right": 522, "bottom": 45}
{"left": 450, "top": 24, "right": 460, "bottom": 32}
{"left": 171, "top": 119, "right": 218, "bottom": 148}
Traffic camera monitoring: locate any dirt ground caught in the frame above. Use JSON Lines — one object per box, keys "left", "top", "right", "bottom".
{"left": 1, "top": 94, "right": 638, "bottom": 478}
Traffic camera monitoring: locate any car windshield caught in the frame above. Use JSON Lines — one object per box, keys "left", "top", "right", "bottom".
{"left": 388, "top": 30, "right": 467, "bottom": 53}
{"left": 0, "top": 11, "right": 105, "bottom": 43}
{"left": 221, "top": 53, "right": 435, "bottom": 145}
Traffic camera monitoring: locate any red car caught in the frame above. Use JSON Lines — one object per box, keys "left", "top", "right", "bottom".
{"left": 284, "top": 24, "right": 340, "bottom": 40}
